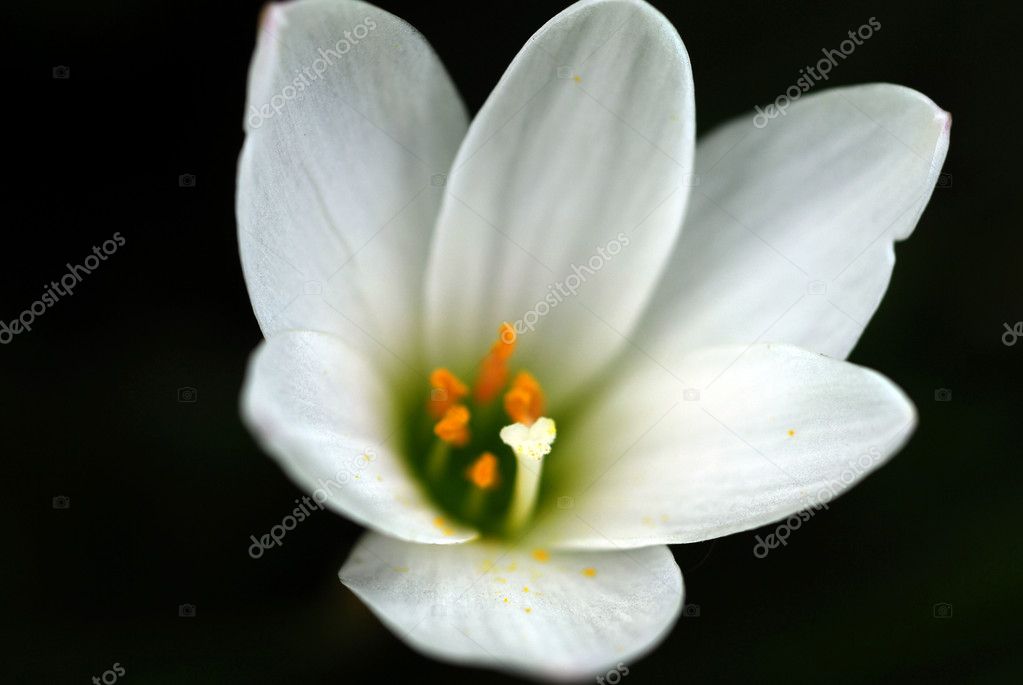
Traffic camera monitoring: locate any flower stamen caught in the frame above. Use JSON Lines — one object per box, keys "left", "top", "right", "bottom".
{"left": 466, "top": 451, "right": 499, "bottom": 489}
{"left": 428, "top": 368, "right": 469, "bottom": 419}
{"left": 503, "top": 371, "right": 545, "bottom": 426}
{"left": 421, "top": 324, "right": 556, "bottom": 536}
{"left": 433, "top": 405, "right": 471, "bottom": 447}
{"left": 473, "top": 323, "right": 517, "bottom": 404}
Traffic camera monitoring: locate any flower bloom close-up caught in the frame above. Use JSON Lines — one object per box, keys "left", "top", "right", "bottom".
{"left": 237, "top": 0, "right": 950, "bottom": 679}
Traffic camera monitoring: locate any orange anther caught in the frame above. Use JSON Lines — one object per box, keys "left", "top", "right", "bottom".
{"left": 474, "top": 323, "right": 517, "bottom": 403}
{"left": 434, "top": 405, "right": 471, "bottom": 447}
{"left": 504, "top": 371, "right": 544, "bottom": 426}
{"left": 428, "top": 368, "right": 469, "bottom": 419}
{"left": 466, "top": 452, "right": 499, "bottom": 489}
{"left": 494, "top": 323, "right": 517, "bottom": 359}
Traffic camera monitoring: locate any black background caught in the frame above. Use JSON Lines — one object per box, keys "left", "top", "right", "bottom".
{"left": 6, "top": 0, "right": 1021, "bottom": 682}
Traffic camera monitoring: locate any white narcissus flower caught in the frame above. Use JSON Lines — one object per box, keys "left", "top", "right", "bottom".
{"left": 237, "top": 0, "right": 950, "bottom": 679}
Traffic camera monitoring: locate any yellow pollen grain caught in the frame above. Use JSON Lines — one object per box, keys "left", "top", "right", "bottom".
{"left": 788, "top": 429, "right": 796, "bottom": 437}
{"left": 582, "top": 567, "right": 597, "bottom": 578}
{"left": 522, "top": 586, "right": 529, "bottom": 593}
{"left": 531, "top": 549, "right": 550, "bottom": 563}
{"left": 524, "top": 607, "right": 532, "bottom": 613}
{"left": 503, "top": 597, "right": 509, "bottom": 604}
{"left": 573, "top": 75, "right": 581, "bottom": 83}
{"left": 433, "top": 516, "right": 454, "bottom": 537}
{"left": 496, "top": 577, "right": 507, "bottom": 584}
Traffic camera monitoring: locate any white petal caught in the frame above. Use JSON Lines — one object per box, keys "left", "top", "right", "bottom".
{"left": 636, "top": 84, "right": 950, "bottom": 376}
{"left": 242, "top": 330, "right": 476, "bottom": 544}
{"left": 339, "top": 532, "right": 682, "bottom": 680}
{"left": 424, "top": 0, "right": 695, "bottom": 403}
{"left": 536, "top": 343, "right": 916, "bottom": 548}
{"left": 238, "top": 0, "right": 467, "bottom": 361}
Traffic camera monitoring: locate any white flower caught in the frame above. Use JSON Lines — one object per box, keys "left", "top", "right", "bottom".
{"left": 237, "top": 0, "right": 950, "bottom": 679}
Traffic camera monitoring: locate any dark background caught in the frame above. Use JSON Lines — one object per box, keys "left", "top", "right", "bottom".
{"left": 6, "top": 0, "right": 1020, "bottom": 682}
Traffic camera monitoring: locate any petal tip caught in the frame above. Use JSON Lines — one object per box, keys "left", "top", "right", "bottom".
{"left": 939, "top": 110, "right": 952, "bottom": 132}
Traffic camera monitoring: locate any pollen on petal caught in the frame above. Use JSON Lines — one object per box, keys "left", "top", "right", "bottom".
{"left": 433, "top": 516, "right": 454, "bottom": 536}
{"left": 434, "top": 405, "right": 470, "bottom": 447}
{"left": 531, "top": 549, "right": 550, "bottom": 563}
{"left": 466, "top": 452, "right": 499, "bottom": 489}
{"left": 582, "top": 567, "right": 597, "bottom": 578}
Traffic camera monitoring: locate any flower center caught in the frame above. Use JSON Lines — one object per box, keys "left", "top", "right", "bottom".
{"left": 407, "top": 324, "right": 556, "bottom": 537}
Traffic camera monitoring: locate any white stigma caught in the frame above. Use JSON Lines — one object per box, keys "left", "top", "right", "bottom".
{"left": 501, "top": 417, "right": 556, "bottom": 532}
